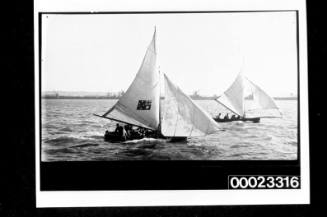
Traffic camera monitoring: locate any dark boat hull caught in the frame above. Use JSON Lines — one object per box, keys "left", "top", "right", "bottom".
{"left": 104, "top": 132, "right": 185, "bottom": 143}
{"left": 214, "top": 117, "right": 260, "bottom": 123}
{"left": 169, "top": 137, "right": 188, "bottom": 142}
{"left": 104, "top": 132, "right": 147, "bottom": 142}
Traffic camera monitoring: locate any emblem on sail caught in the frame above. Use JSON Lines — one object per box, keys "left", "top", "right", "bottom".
{"left": 96, "top": 28, "right": 220, "bottom": 138}
{"left": 137, "top": 100, "right": 152, "bottom": 110}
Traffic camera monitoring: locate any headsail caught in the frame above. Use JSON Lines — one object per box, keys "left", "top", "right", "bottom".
{"left": 244, "top": 77, "right": 280, "bottom": 112}
{"left": 101, "top": 29, "right": 160, "bottom": 130}
{"left": 161, "top": 74, "right": 220, "bottom": 137}
{"left": 216, "top": 73, "right": 245, "bottom": 116}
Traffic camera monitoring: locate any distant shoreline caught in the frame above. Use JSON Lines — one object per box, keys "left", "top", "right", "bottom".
{"left": 41, "top": 96, "right": 298, "bottom": 100}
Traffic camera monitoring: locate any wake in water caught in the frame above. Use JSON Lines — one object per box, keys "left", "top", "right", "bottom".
{"left": 70, "top": 143, "right": 100, "bottom": 148}
{"left": 123, "top": 138, "right": 167, "bottom": 144}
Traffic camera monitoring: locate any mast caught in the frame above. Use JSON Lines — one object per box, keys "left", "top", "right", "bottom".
{"left": 241, "top": 72, "right": 246, "bottom": 117}
{"left": 156, "top": 26, "right": 162, "bottom": 135}
{"left": 93, "top": 114, "right": 154, "bottom": 130}
{"left": 158, "top": 66, "right": 162, "bottom": 134}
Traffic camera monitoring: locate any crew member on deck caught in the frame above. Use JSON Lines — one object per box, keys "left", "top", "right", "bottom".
{"left": 115, "top": 124, "right": 120, "bottom": 134}
{"left": 115, "top": 123, "right": 124, "bottom": 139}
{"left": 223, "top": 113, "right": 229, "bottom": 120}
{"left": 216, "top": 113, "right": 222, "bottom": 119}
{"left": 124, "top": 125, "right": 131, "bottom": 138}
{"left": 121, "top": 126, "right": 127, "bottom": 141}
{"left": 137, "top": 127, "right": 145, "bottom": 138}
{"left": 104, "top": 130, "right": 109, "bottom": 138}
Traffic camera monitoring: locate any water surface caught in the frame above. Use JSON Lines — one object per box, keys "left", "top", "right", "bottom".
{"left": 41, "top": 99, "right": 297, "bottom": 161}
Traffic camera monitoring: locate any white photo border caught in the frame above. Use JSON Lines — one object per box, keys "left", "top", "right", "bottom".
{"left": 35, "top": 0, "right": 309, "bottom": 207}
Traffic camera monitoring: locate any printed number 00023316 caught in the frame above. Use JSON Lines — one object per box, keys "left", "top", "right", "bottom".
{"left": 228, "top": 176, "right": 300, "bottom": 189}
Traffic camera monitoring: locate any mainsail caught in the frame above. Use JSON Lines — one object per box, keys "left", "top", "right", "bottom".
{"left": 216, "top": 73, "right": 245, "bottom": 116}
{"left": 161, "top": 74, "right": 220, "bottom": 137}
{"left": 101, "top": 29, "right": 160, "bottom": 130}
{"left": 216, "top": 73, "right": 280, "bottom": 117}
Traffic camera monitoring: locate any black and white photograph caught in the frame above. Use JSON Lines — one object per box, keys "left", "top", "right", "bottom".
{"left": 34, "top": 0, "right": 309, "bottom": 207}
{"left": 41, "top": 12, "right": 297, "bottom": 161}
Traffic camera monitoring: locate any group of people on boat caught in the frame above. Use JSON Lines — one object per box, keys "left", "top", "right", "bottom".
{"left": 104, "top": 123, "right": 157, "bottom": 142}
{"left": 215, "top": 113, "right": 242, "bottom": 121}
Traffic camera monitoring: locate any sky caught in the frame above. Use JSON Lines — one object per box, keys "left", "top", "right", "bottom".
{"left": 41, "top": 12, "right": 298, "bottom": 97}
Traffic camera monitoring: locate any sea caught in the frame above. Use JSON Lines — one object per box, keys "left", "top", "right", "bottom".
{"left": 41, "top": 99, "right": 298, "bottom": 161}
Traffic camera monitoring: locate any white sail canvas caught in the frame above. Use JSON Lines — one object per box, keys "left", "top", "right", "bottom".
{"left": 245, "top": 78, "right": 279, "bottom": 111}
{"left": 216, "top": 73, "right": 245, "bottom": 116}
{"left": 217, "top": 73, "right": 280, "bottom": 117}
{"left": 161, "top": 74, "right": 220, "bottom": 137}
{"left": 103, "top": 29, "right": 160, "bottom": 130}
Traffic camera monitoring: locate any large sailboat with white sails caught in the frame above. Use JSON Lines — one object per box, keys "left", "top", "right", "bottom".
{"left": 94, "top": 28, "right": 220, "bottom": 142}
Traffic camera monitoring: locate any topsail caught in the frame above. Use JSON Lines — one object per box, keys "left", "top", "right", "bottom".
{"left": 102, "top": 29, "right": 160, "bottom": 130}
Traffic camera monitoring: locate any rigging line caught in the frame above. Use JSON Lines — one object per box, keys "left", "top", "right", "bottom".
{"left": 214, "top": 98, "right": 241, "bottom": 116}
{"left": 247, "top": 78, "right": 256, "bottom": 112}
{"left": 168, "top": 76, "right": 180, "bottom": 137}
{"left": 158, "top": 70, "right": 162, "bottom": 133}
{"left": 115, "top": 103, "right": 155, "bottom": 129}
{"left": 244, "top": 76, "right": 280, "bottom": 111}
{"left": 172, "top": 87, "right": 181, "bottom": 137}
{"left": 93, "top": 114, "right": 154, "bottom": 130}
{"left": 257, "top": 116, "right": 281, "bottom": 118}
{"left": 173, "top": 110, "right": 180, "bottom": 137}
{"left": 204, "top": 106, "right": 211, "bottom": 134}
{"left": 189, "top": 99, "right": 195, "bottom": 137}
{"left": 102, "top": 103, "right": 116, "bottom": 117}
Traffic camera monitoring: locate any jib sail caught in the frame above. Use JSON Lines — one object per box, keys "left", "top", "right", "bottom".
{"left": 161, "top": 74, "right": 220, "bottom": 137}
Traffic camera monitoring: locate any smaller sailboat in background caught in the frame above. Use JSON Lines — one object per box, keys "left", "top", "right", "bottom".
{"left": 214, "top": 72, "right": 282, "bottom": 123}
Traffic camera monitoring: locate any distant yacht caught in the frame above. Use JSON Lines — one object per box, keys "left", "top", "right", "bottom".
{"left": 214, "top": 72, "right": 282, "bottom": 123}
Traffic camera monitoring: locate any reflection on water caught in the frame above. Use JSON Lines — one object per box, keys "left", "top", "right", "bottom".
{"left": 41, "top": 99, "right": 297, "bottom": 161}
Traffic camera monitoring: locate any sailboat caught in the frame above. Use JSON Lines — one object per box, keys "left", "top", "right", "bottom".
{"left": 94, "top": 28, "right": 220, "bottom": 142}
{"left": 214, "top": 72, "right": 281, "bottom": 123}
